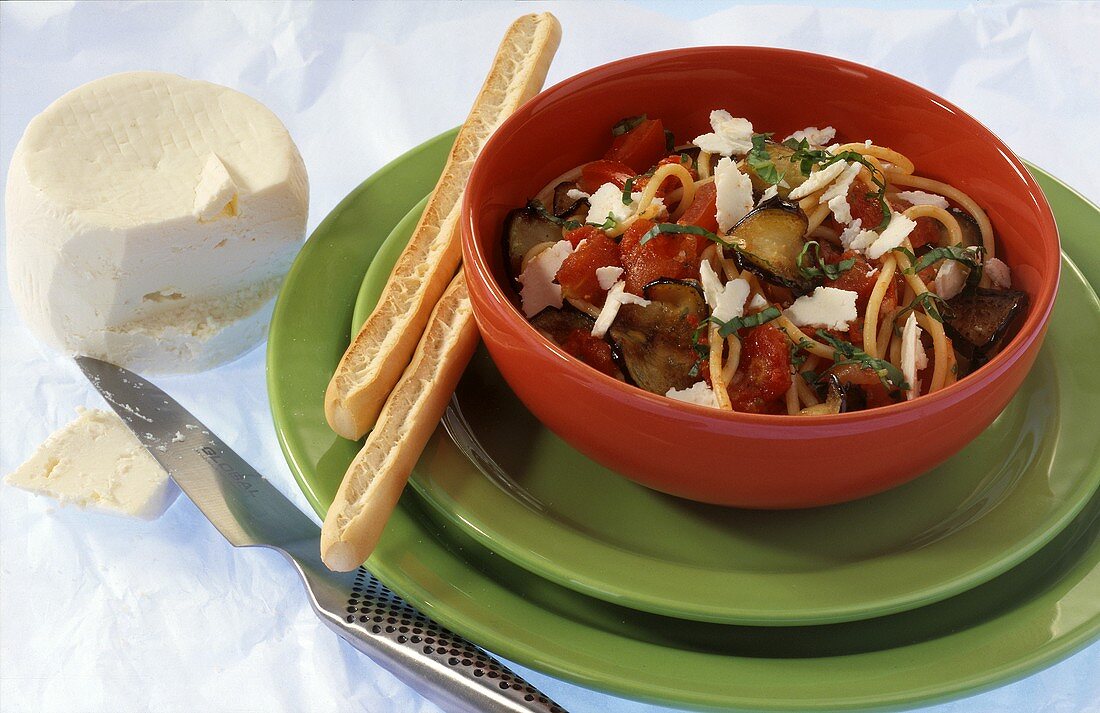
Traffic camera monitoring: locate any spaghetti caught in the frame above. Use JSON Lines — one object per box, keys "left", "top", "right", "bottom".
{"left": 502, "top": 113, "right": 1029, "bottom": 415}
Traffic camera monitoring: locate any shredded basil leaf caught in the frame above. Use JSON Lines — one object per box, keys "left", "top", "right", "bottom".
{"left": 908, "top": 244, "right": 985, "bottom": 288}
{"left": 746, "top": 133, "right": 781, "bottom": 186}
{"left": 621, "top": 177, "right": 635, "bottom": 206}
{"left": 664, "top": 129, "right": 676, "bottom": 153}
{"left": 710, "top": 306, "right": 782, "bottom": 338}
{"left": 898, "top": 291, "right": 953, "bottom": 324}
{"left": 797, "top": 241, "right": 857, "bottom": 281}
{"left": 526, "top": 200, "right": 581, "bottom": 230}
{"left": 638, "top": 222, "right": 724, "bottom": 246}
{"left": 815, "top": 329, "right": 909, "bottom": 391}
{"left": 611, "top": 114, "right": 647, "bottom": 137}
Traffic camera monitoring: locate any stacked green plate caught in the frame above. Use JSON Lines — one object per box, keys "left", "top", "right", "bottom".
{"left": 268, "top": 130, "right": 1100, "bottom": 710}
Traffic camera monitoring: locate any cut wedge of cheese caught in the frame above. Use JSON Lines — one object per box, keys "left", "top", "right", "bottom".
{"left": 6, "top": 408, "right": 178, "bottom": 520}
{"left": 5, "top": 71, "right": 308, "bottom": 372}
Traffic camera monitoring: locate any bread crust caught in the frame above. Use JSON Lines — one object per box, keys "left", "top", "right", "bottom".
{"left": 324, "top": 12, "right": 562, "bottom": 440}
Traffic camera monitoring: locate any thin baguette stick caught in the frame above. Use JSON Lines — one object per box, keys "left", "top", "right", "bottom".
{"left": 325, "top": 13, "right": 562, "bottom": 440}
{"left": 322, "top": 273, "right": 479, "bottom": 571}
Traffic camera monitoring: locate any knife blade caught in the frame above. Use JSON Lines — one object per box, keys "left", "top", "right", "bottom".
{"left": 75, "top": 355, "right": 566, "bottom": 713}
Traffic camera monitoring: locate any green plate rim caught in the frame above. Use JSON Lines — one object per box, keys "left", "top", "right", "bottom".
{"left": 268, "top": 133, "right": 1100, "bottom": 710}
{"left": 351, "top": 184, "right": 1100, "bottom": 627}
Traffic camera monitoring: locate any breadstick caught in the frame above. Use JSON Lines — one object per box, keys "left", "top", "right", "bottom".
{"left": 322, "top": 273, "right": 478, "bottom": 571}
{"left": 325, "top": 12, "right": 561, "bottom": 440}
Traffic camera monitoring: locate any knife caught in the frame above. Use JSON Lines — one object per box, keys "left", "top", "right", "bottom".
{"left": 76, "top": 356, "right": 567, "bottom": 713}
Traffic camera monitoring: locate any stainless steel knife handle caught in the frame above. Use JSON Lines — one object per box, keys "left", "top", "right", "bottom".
{"left": 279, "top": 545, "right": 566, "bottom": 713}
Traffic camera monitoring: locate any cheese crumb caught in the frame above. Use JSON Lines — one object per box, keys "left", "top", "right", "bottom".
{"left": 784, "top": 126, "right": 836, "bottom": 147}
{"left": 518, "top": 240, "right": 575, "bottom": 317}
{"left": 595, "top": 266, "right": 624, "bottom": 291}
{"left": 901, "top": 312, "right": 928, "bottom": 401}
{"left": 758, "top": 184, "right": 779, "bottom": 205}
{"left": 784, "top": 286, "right": 859, "bottom": 330}
{"left": 787, "top": 161, "right": 850, "bottom": 200}
{"left": 985, "top": 257, "right": 1012, "bottom": 288}
{"left": 714, "top": 157, "right": 754, "bottom": 233}
{"left": 699, "top": 261, "right": 750, "bottom": 322}
{"left": 866, "top": 212, "right": 917, "bottom": 260}
{"left": 5, "top": 408, "right": 178, "bottom": 520}
{"left": 748, "top": 293, "right": 769, "bottom": 311}
{"left": 565, "top": 188, "right": 590, "bottom": 202}
{"left": 586, "top": 182, "right": 664, "bottom": 228}
{"left": 934, "top": 260, "right": 968, "bottom": 300}
{"left": 820, "top": 162, "right": 862, "bottom": 225}
{"left": 591, "top": 281, "right": 650, "bottom": 338}
{"left": 692, "top": 110, "right": 754, "bottom": 156}
{"left": 665, "top": 381, "right": 719, "bottom": 408}
{"left": 896, "top": 190, "right": 949, "bottom": 210}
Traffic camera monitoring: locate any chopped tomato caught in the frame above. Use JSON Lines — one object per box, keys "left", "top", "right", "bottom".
{"left": 561, "top": 329, "right": 621, "bottom": 378}
{"left": 556, "top": 232, "right": 622, "bottom": 303}
{"left": 847, "top": 177, "right": 886, "bottom": 228}
{"left": 563, "top": 225, "right": 604, "bottom": 248}
{"left": 604, "top": 118, "right": 667, "bottom": 174}
{"left": 619, "top": 218, "right": 701, "bottom": 294}
{"left": 727, "top": 324, "right": 793, "bottom": 414}
{"left": 676, "top": 181, "right": 718, "bottom": 233}
{"left": 579, "top": 159, "right": 635, "bottom": 193}
{"left": 826, "top": 362, "right": 901, "bottom": 409}
{"left": 825, "top": 250, "right": 877, "bottom": 310}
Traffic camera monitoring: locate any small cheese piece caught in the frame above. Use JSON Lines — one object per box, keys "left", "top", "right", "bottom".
{"left": 866, "top": 212, "right": 917, "bottom": 260}
{"left": 595, "top": 265, "right": 624, "bottom": 291}
{"left": 820, "top": 162, "right": 862, "bottom": 225}
{"left": 193, "top": 154, "right": 239, "bottom": 221}
{"left": 758, "top": 184, "right": 779, "bottom": 205}
{"left": 896, "top": 190, "right": 949, "bottom": 210}
{"left": 714, "top": 157, "right": 754, "bottom": 233}
{"left": 591, "top": 280, "right": 650, "bottom": 338}
{"left": 787, "top": 160, "right": 850, "bottom": 200}
{"left": 665, "top": 381, "right": 719, "bottom": 408}
{"left": 5, "top": 408, "right": 178, "bottom": 519}
{"left": 565, "top": 188, "right": 590, "bottom": 202}
{"left": 692, "top": 110, "right": 754, "bottom": 156}
{"left": 784, "top": 126, "right": 836, "bottom": 147}
{"left": 900, "top": 312, "right": 928, "bottom": 401}
{"left": 748, "top": 293, "right": 770, "bottom": 311}
{"left": 586, "top": 182, "right": 663, "bottom": 228}
{"left": 785, "top": 286, "right": 859, "bottom": 330}
{"left": 518, "top": 240, "right": 575, "bottom": 317}
{"left": 6, "top": 72, "right": 309, "bottom": 373}
{"left": 699, "top": 261, "right": 750, "bottom": 322}
{"left": 934, "top": 260, "right": 968, "bottom": 300}
{"left": 984, "top": 257, "right": 1012, "bottom": 288}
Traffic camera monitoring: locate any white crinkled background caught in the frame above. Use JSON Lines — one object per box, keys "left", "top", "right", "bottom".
{"left": 1, "top": 1, "right": 1098, "bottom": 712}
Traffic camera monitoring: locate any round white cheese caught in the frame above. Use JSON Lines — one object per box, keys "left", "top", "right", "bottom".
{"left": 5, "top": 72, "right": 308, "bottom": 372}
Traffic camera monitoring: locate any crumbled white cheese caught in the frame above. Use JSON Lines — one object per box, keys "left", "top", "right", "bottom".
{"left": 784, "top": 126, "right": 836, "bottom": 147}
{"left": 748, "top": 293, "right": 770, "bottom": 311}
{"left": 985, "top": 257, "right": 1012, "bottom": 288}
{"left": 665, "top": 381, "right": 719, "bottom": 408}
{"left": 758, "top": 184, "right": 779, "bottom": 205}
{"left": 5, "top": 408, "right": 178, "bottom": 519}
{"left": 591, "top": 281, "right": 650, "bottom": 338}
{"left": 692, "top": 110, "right": 754, "bottom": 156}
{"left": 595, "top": 266, "right": 624, "bottom": 291}
{"left": 787, "top": 161, "right": 850, "bottom": 200}
{"left": 565, "top": 188, "right": 590, "bottom": 202}
{"left": 518, "top": 240, "right": 575, "bottom": 317}
{"left": 901, "top": 312, "right": 928, "bottom": 401}
{"left": 934, "top": 260, "right": 968, "bottom": 300}
{"left": 714, "top": 157, "right": 754, "bottom": 233}
{"left": 586, "top": 182, "right": 664, "bottom": 228}
{"left": 784, "top": 286, "right": 859, "bottom": 330}
{"left": 896, "top": 190, "right": 949, "bottom": 210}
{"left": 699, "top": 261, "right": 751, "bottom": 322}
{"left": 866, "top": 212, "right": 917, "bottom": 260}
{"left": 820, "top": 162, "right": 862, "bottom": 225}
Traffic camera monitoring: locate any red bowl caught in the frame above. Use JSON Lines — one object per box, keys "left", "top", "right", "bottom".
{"left": 460, "top": 47, "right": 1060, "bottom": 508}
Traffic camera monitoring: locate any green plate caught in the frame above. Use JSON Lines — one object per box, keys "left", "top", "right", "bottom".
{"left": 268, "top": 130, "right": 1100, "bottom": 711}
{"left": 352, "top": 196, "right": 1100, "bottom": 627}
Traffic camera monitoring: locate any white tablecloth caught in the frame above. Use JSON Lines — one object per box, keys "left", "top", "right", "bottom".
{"left": 2, "top": 2, "right": 1098, "bottom": 711}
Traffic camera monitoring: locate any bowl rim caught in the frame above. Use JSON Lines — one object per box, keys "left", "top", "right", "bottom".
{"left": 461, "top": 45, "right": 1061, "bottom": 426}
